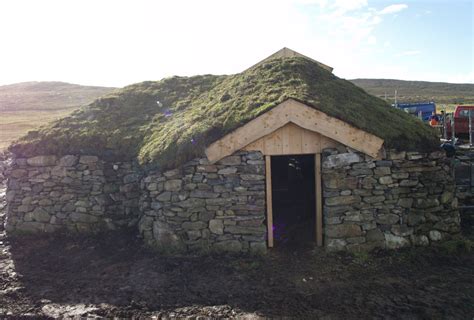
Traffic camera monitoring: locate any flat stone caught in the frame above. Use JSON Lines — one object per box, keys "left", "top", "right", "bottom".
{"left": 27, "top": 155, "right": 57, "bottom": 166}
{"left": 366, "top": 229, "right": 385, "bottom": 242}
{"left": 27, "top": 207, "right": 51, "bottom": 223}
{"left": 399, "top": 179, "right": 418, "bottom": 187}
{"left": 397, "top": 198, "right": 413, "bottom": 208}
{"left": 440, "top": 192, "right": 453, "bottom": 204}
{"left": 163, "top": 169, "right": 180, "bottom": 178}
{"left": 209, "top": 219, "right": 224, "bottom": 234}
{"left": 384, "top": 234, "right": 410, "bottom": 249}
{"left": 10, "top": 169, "right": 28, "bottom": 179}
{"left": 182, "top": 221, "right": 207, "bottom": 230}
{"left": 177, "top": 198, "right": 206, "bottom": 208}
{"left": 392, "top": 172, "right": 409, "bottom": 179}
{"left": 323, "top": 153, "right": 361, "bottom": 169}
{"left": 429, "top": 230, "right": 442, "bottom": 241}
{"left": 378, "top": 176, "right": 393, "bottom": 185}
{"left": 376, "top": 213, "right": 399, "bottom": 225}
{"left": 38, "top": 199, "right": 53, "bottom": 206}
{"left": 197, "top": 165, "right": 218, "bottom": 173}
{"left": 58, "top": 155, "right": 78, "bottom": 166}
{"left": 79, "top": 155, "right": 99, "bottom": 164}
{"left": 218, "top": 156, "right": 241, "bottom": 166}
{"left": 190, "top": 190, "right": 220, "bottom": 198}
{"left": 156, "top": 191, "right": 172, "bottom": 202}
{"left": 364, "top": 195, "right": 385, "bottom": 204}
{"left": 388, "top": 151, "right": 406, "bottom": 160}
{"left": 164, "top": 179, "right": 182, "bottom": 192}
{"left": 325, "top": 195, "right": 361, "bottom": 206}
{"left": 240, "top": 174, "right": 265, "bottom": 181}
{"left": 414, "top": 198, "right": 439, "bottom": 209}
{"left": 217, "top": 167, "right": 238, "bottom": 175}
{"left": 376, "top": 160, "right": 393, "bottom": 167}
{"left": 325, "top": 224, "right": 362, "bottom": 238}
{"left": 123, "top": 173, "right": 140, "bottom": 184}
{"left": 411, "top": 235, "right": 430, "bottom": 246}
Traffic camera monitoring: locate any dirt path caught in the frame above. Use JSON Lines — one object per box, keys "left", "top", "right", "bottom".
{"left": 0, "top": 163, "right": 473, "bottom": 318}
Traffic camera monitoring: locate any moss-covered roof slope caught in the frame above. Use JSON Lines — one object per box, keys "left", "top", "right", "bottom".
{"left": 10, "top": 57, "right": 439, "bottom": 168}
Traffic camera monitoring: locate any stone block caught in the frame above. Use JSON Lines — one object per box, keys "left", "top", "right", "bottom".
{"left": 217, "top": 167, "right": 238, "bottom": 175}
{"left": 182, "top": 221, "right": 207, "bottom": 230}
{"left": 323, "top": 153, "right": 361, "bottom": 169}
{"left": 376, "top": 213, "right": 399, "bottom": 225}
{"left": 366, "top": 229, "right": 384, "bottom": 242}
{"left": 79, "top": 155, "right": 99, "bottom": 164}
{"left": 325, "top": 195, "right": 361, "bottom": 206}
{"left": 10, "top": 169, "right": 28, "bottom": 178}
{"left": 428, "top": 230, "right": 442, "bottom": 241}
{"left": 325, "top": 224, "right": 362, "bottom": 238}
{"left": 59, "top": 155, "right": 78, "bottom": 167}
{"left": 399, "top": 179, "right": 418, "bottom": 187}
{"left": 164, "top": 179, "right": 182, "bottom": 192}
{"left": 27, "top": 155, "right": 57, "bottom": 166}
{"left": 240, "top": 174, "right": 265, "bottom": 181}
{"left": 209, "top": 219, "right": 224, "bottom": 234}
{"left": 364, "top": 195, "right": 385, "bottom": 204}
{"left": 397, "top": 198, "right": 413, "bottom": 208}
{"left": 218, "top": 156, "right": 241, "bottom": 166}
{"left": 384, "top": 233, "right": 410, "bottom": 249}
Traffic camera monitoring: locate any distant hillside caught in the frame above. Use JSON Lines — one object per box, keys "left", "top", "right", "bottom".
{"left": 350, "top": 79, "right": 474, "bottom": 104}
{"left": 0, "top": 81, "right": 116, "bottom": 150}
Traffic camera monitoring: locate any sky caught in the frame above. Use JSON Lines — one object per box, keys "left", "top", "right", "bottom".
{"left": 0, "top": 0, "right": 472, "bottom": 87}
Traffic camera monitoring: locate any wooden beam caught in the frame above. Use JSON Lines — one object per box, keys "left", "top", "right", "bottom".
{"left": 205, "top": 99, "right": 384, "bottom": 163}
{"left": 315, "top": 153, "right": 323, "bottom": 247}
{"left": 265, "top": 155, "right": 274, "bottom": 248}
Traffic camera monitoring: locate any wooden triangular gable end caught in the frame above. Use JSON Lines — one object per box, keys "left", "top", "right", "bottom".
{"left": 205, "top": 99, "right": 384, "bottom": 163}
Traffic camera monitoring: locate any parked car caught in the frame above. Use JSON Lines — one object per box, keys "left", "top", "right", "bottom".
{"left": 394, "top": 102, "right": 436, "bottom": 122}
{"left": 445, "top": 105, "right": 474, "bottom": 138}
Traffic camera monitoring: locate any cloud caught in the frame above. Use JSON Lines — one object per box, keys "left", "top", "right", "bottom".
{"left": 379, "top": 4, "right": 408, "bottom": 15}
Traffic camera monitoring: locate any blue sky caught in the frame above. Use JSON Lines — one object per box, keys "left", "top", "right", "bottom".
{"left": 0, "top": 0, "right": 472, "bottom": 87}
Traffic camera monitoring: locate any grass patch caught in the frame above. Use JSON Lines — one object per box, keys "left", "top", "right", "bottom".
{"left": 9, "top": 57, "right": 440, "bottom": 169}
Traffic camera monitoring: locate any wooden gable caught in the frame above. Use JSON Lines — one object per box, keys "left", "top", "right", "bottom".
{"left": 205, "top": 99, "right": 384, "bottom": 163}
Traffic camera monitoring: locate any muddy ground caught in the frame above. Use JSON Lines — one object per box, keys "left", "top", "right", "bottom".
{"left": 0, "top": 223, "right": 473, "bottom": 319}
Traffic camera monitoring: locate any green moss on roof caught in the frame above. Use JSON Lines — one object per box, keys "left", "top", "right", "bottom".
{"left": 10, "top": 57, "right": 439, "bottom": 168}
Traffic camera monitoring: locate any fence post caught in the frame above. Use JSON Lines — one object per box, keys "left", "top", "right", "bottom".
{"left": 451, "top": 114, "right": 456, "bottom": 145}
{"left": 469, "top": 109, "right": 473, "bottom": 146}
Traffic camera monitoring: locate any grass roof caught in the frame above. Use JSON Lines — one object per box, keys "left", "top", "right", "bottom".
{"left": 10, "top": 57, "right": 439, "bottom": 168}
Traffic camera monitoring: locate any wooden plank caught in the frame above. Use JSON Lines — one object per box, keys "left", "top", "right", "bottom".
{"left": 206, "top": 99, "right": 384, "bottom": 163}
{"left": 265, "top": 155, "right": 274, "bottom": 248}
{"left": 315, "top": 153, "right": 323, "bottom": 247}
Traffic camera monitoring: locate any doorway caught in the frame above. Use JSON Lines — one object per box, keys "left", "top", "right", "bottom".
{"left": 270, "top": 155, "right": 316, "bottom": 247}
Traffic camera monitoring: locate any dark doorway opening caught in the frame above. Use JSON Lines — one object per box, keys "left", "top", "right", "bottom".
{"left": 271, "top": 155, "right": 315, "bottom": 246}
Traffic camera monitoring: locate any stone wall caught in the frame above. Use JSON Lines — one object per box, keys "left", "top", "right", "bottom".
{"left": 5, "top": 155, "right": 141, "bottom": 233}
{"left": 321, "top": 148, "right": 460, "bottom": 252}
{"left": 138, "top": 151, "right": 267, "bottom": 253}
{"left": 4, "top": 148, "right": 461, "bottom": 254}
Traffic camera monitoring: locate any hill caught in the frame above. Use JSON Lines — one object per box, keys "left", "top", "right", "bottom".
{"left": 350, "top": 79, "right": 474, "bottom": 104}
{"left": 0, "top": 82, "right": 116, "bottom": 150}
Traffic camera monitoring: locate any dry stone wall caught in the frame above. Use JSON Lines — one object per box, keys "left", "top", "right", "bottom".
{"left": 321, "top": 148, "right": 460, "bottom": 252}
{"left": 5, "top": 155, "right": 141, "bottom": 233}
{"left": 138, "top": 151, "right": 267, "bottom": 253}
{"left": 4, "top": 147, "right": 461, "bottom": 254}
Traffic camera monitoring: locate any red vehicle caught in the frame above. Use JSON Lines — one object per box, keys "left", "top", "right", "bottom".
{"left": 445, "top": 105, "right": 474, "bottom": 138}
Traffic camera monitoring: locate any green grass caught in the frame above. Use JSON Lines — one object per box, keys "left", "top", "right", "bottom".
{"left": 10, "top": 57, "right": 440, "bottom": 169}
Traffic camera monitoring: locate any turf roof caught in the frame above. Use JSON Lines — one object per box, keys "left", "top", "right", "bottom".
{"left": 10, "top": 56, "right": 440, "bottom": 168}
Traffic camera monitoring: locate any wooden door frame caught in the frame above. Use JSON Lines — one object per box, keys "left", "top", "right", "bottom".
{"left": 265, "top": 154, "right": 323, "bottom": 247}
